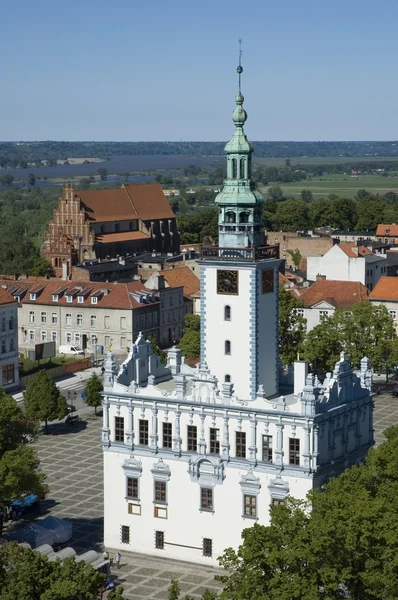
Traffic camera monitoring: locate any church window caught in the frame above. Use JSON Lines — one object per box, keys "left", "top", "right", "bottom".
{"left": 289, "top": 438, "right": 300, "bottom": 466}
{"left": 224, "top": 306, "right": 231, "bottom": 321}
{"left": 262, "top": 435, "right": 273, "bottom": 463}
{"left": 139, "top": 419, "right": 149, "bottom": 445}
{"left": 29, "top": 311, "right": 35, "bottom": 324}
{"left": 126, "top": 477, "right": 139, "bottom": 500}
{"left": 200, "top": 487, "right": 213, "bottom": 511}
{"left": 236, "top": 432, "right": 246, "bottom": 458}
{"left": 203, "top": 538, "right": 213, "bottom": 557}
{"left": 155, "top": 531, "right": 164, "bottom": 549}
{"left": 232, "top": 158, "right": 237, "bottom": 179}
{"left": 120, "top": 525, "right": 130, "bottom": 544}
{"left": 209, "top": 428, "right": 220, "bottom": 455}
{"left": 243, "top": 494, "right": 257, "bottom": 518}
{"left": 187, "top": 425, "right": 197, "bottom": 452}
{"left": 162, "top": 423, "right": 172, "bottom": 449}
{"left": 115, "top": 417, "right": 124, "bottom": 442}
{"left": 154, "top": 481, "right": 167, "bottom": 504}
{"left": 224, "top": 374, "right": 231, "bottom": 383}
{"left": 240, "top": 158, "right": 245, "bottom": 179}
{"left": 225, "top": 340, "right": 231, "bottom": 355}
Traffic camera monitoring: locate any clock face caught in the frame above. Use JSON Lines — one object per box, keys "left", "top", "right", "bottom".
{"left": 217, "top": 270, "right": 239, "bottom": 295}
{"left": 262, "top": 269, "right": 274, "bottom": 294}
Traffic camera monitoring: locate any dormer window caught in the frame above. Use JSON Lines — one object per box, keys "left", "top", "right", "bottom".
{"left": 52, "top": 294, "right": 59, "bottom": 302}
{"left": 30, "top": 293, "right": 36, "bottom": 301}
{"left": 66, "top": 295, "right": 73, "bottom": 303}
{"left": 91, "top": 296, "right": 98, "bottom": 305}
{"left": 77, "top": 296, "right": 84, "bottom": 303}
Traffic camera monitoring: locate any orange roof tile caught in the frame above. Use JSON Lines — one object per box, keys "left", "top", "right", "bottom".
{"left": 95, "top": 231, "right": 150, "bottom": 244}
{"left": 338, "top": 243, "right": 372, "bottom": 258}
{"left": 0, "top": 287, "right": 17, "bottom": 306}
{"left": 123, "top": 183, "right": 175, "bottom": 220}
{"left": 369, "top": 276, "right": 398, "bottom": 301}
{"left": 299, "top": 280, "right": 368, "bottom": 308}
{"left": 376, "top": 224, "right": 398, "bottom": 236}
{"left": 160, "top": 267, "right": 200, "bottom": 299}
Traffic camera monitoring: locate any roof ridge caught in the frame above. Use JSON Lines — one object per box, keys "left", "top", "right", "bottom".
{"left": 123, "top": 185, "right": 139, "bottom": 217}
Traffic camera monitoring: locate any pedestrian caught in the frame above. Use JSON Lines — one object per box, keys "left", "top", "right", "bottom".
{"left": 103, "top": 550, "right": 109, "bottom": 561}
{"left": 115, "top": 551, "right": 121, "bottom": 569}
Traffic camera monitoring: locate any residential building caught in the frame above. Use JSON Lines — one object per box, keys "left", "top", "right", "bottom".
{"left": 145, "top": 266, "right": 200, "bottom": 316}
{"left": 296, "top": 280, "right": 368, "bottom": 332}
{"left": 0, "top": 287, "right": 19, "bottom": 390}
{"left": 7, "top": 281, "right": 160, "bottom": 356}
{"left": 102, "top": 69, "right": 374, "bottom": 566}
{"left": 41, "top": 183, "right": 180, "bottom": 277}
{"left": 144, "top": 275, "right": 185, "bottom": 347}
{"left": 369, "top": 276, "right": 398, "bottom": 330}
{"left": 331, "top": 230, "right": 377, "bottom": 244}
{"left": 266, "top": 231, "right": 336, "bottom": 269}
{"left": 376, "top": 224, "right": 398, "bottom": 243}
{"left": 307, "top": 243, "right": 387, "bottom": 290}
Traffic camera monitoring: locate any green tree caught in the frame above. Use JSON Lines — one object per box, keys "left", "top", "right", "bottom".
{"left": 97, "top": 167, "right": 108, "bottom": 180}
{"left": 286, "top": 248, "right": 302, "bottom": 268}
{"left": 24, "top": 370, "right": 68, "bottom": 433}
{"left": 300, "top": 189, "right": 313, "bottom": 202}
{"left": 267, "top": 184, "right": 284, "bottom": 202}
{"left": 83, "top": 372, "right": 103, "bottom": 416}
{"left": 148, "top": 337, "right": 167, "bottom": 366}
{"left": 329, "top": 197, "right": 358, "bottom": 229}
{"left": 356, "top": 196, "right": 386, "bottom": 230}
{"left": 278, "top": 287, "right": 306, "bottom": 365}
{"left": 28, "top": 173, "right": 36, "bottom": 186}
{"left": 301, "top": 313, "right": 343, "bottom": 373}
{"left": 30, "top": 257, "right": 55, "bottom": 278}
{"left": 0, "top": 175, "right": 14, "bottom": 186}
{"left": 178, "top": 314, "right": 200, "bottom": 359}
{"left": 273, "top": 199, "right": 309, "bottom": 231}
{"left": 79, "top": 178, "right": 91, "bottom": 189}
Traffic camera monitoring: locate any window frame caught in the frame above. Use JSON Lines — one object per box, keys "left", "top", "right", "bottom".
{"left": 154, "top": 480, "right": 167, "bottom": 505}
{"left": 200, "top": 487, "right": 214, "bottom": 512}
{"left": 262, "top": 435, "right": 273, "bottom": 463}
{"left": 236, "top": 431, "right": 246, "bottom": 459}
{"left": 243, "top": 494, "right": 257, "bottom": 518}
{"left": 289, "top": 437, "right": 300, "bottom": 466}
{"left": 187, "top": 425, "right": 197, "bottom": 452}
{"left": 115, "top": 416, "right": 125, "bottom": 443}
{"left": 139, "top": 419, "right": 149, "bottom": 445}
{"left": 162, "top": 422, "right": 172, "bottom": 449}
{"left": 203, "top": 538, "right": 213, "bottom": 557}
{"left": 225, "top": 340, "right": 231, "bottom": 355}
{"left": 155, "top": 530, "right": 164, "bottom": 549}
{"left": 126, "top": 476, "right": 139, "bottom": 501}
{"left": 209, "top": 427, "right": 220, "bottom": 455}
{"left": 120, "top": 525, "right": 130, "bottom": 544}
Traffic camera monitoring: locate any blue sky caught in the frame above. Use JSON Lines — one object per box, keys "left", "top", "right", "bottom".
{"left": 1, "top": 0, "right": 398, "bottom": 141}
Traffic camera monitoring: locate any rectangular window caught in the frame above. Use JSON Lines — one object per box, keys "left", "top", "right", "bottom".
{"left": 40, "top": 311, "right": 47, "bottom": 324}
{"left": 187, "top": 425, "right": 197, "bottom": 452}
{"left": 271, "top": 498, "right": 285, "bottom": 506}
{"left": 66, "top": 295, "right": 73, "bottom": 303}
{"left": 8, "top": 316, "right": 13, "bottom": 330}
{"left": 262, "top": 435, "right": 273, "bottom": 463}
{"left": 155, "top": 530, "right": 164, "bottom": 549}
{"left": 29, "top": 293, "right": 36, "bottom": 301}
{"left": 29, "top": 330, "right": 35, "bottom": 342}
{"left": 91, "top": 296, "right": 98, "bottom": 305}
{"left": 200, "top": 487, "right": 213, "bottom": 511}
{"left": 236, "top": 431, "right": 246, "bottom": 458}
{"left": 153, "top": 312, "right": 158, "bottom": 325}
{"left": 2, "top": 364, "right": 14, "bottom": 385}
{"left": 1, "top": 318, "right": 5, "bottom": 333}
{"left": 104, "top": 315, "right": 110, "bottom": 329}
{"left": 244, "top": 494, "right": 257, "bottom": 518}
{"left": 319, "top": 310, "right": 329, "bottom": 318}
{"left": 154, "top": 506, "right": 167, "bottom": 519}
{"left": 209, "top": 428, "right": 220, "bottom": 455}
{"left": 66, "top": 332, "right": 72, "bottom": 343}
{"left": 74, "top": 333, "right": 81, "bottom": 346}
{"left": 127, "top": 477, "right": 139, "bottom": 500}
{"left": 51, "top": 312, "right": 58, "bottom": 324}
{"left": 115, "top": 416, "right": 124, "bottom": 442}
{"left": 77, "top": 296, "right": 84, "bottom": 303}
{"left": 65, "top": 313, "right": 71, "bottom": 326}
{"left": 154, "top": 480, "right": 167, "bottom": 504}
{"left": 389, "top": 310, "right": 397, "bottom": 321}
{"left": 120, "top": 316, "right": 126, "bottom": 330}
{"left": 139, "top": 419, "right": 149, "bottom": 445}
{"left": 296, "top": 308, "right": 304, "bottom": 317}
{"left": 203, "top": 538, "right": 213, "bottom": 557}
{"left": 289, "top": 438, "right": 300, "bottom": 466}
{"left": 140, "top": 314, "right": 145, "bottom": 328}
{"left": 51, "top": 331, "right": 57, "bottom": 342}
{"left": 90, "top": 315, "right": 97, "bottom": 327}
{"left": 41, "top": 331, "right": 47, "bottom": 342}
{"left": 127, "top": 503, "right": 141, "bottom": 515}
{"left": 52, "top": 294, "right": 58, "bottom": 302}
{"left": 77, "top": 313, "right": 83, "bottom": 326}
{"left": 162, "top": 422, "right": 172, "bottom": 449}
{"left": 120, "top": 336, "right": 127, "bottom": 349}
{"left": 147, "top": 313, "right": 152, "bottom": 326}
{"left": 121, "top": 525, "right": 130, "bottom": 544}
{"left": 29, "top": 311, "right": 35, "bottom": 323}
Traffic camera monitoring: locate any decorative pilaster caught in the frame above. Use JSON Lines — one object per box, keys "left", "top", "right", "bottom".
{"left": 303, "top": 421, "right": 311, "bottom": 470}
{"left": 173, "top": 407, "right": 181, "bottom": 455}
{"left": 274, "top": 419, "right": 283, "bottom": 466}
{"left": 150, "top": 404, "right": 158, "bottom": 452}
{"left": 312, "top": 425, "right": 319, "bottom": 470}
{"left": 248, "top": 414, "right": 257, "bottom": 464}
{"left": 102, "top": 397, "right": 110, "bottom": 446}
{"left": 221, "top": 411, "right": 230, "bottom": 460}
{"left": 198, "top": 409, "right": 206, "bottom": 455}
{"left": 125, "top": 402, "right": 134, "bottom": 449}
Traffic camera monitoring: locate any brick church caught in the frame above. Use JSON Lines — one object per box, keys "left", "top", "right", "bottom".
{"left": 41, "top": 183, "right": 180, "bottom": 277}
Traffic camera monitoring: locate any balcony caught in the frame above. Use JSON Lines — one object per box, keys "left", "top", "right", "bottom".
{"left": 200, "top": 244, "right": 279, "bottom": 262}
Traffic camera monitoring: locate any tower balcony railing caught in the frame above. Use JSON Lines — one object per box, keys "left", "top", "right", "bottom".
{"left": 200, "top": 244, "right": 279, "bottom": 262}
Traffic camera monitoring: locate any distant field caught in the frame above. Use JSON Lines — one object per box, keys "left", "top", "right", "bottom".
{"left": 253, "top": 155, "right": 398, "bottom": 167}
{"left": 262, "top": 174, "right": 398, "bottom": 198}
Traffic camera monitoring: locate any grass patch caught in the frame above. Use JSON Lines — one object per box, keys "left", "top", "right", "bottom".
{"left": 19, "top": 355, "right": 82, "bottom": 377}
{"left": 261, "top": 174, "right": 398, "bottom": 198}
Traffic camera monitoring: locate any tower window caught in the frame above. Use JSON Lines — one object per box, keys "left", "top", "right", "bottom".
{"left": 225, "top": 375, "right": 231, "bottom": 383}
{"left": 240, "top": 158, "right": 245, "bottom": 178}
{"left": 240, "top": 212, "right": 249, "bottom": 224}
{"left": 225, "top": 211, "right": 236, "bottom": 223}
{"left": 232, "top": 158, "right": 237, "bottom": 179}
{"left": 224, "top": 305, "right": 231, "bottom": 321}
{"left": 225, "top": 340, "right": 231, "bottom": 355}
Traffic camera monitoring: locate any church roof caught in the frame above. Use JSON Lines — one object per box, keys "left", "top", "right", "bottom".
{"left": 299, "top": 280, "right": 368, "bottom": 308}
{"left": 95, "top": 231, "right": 150, "bottom": 244}
{"left": 75, "top": 183, "right": 175, "bottom": 223}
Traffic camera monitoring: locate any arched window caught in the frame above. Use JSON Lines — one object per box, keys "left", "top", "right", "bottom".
{"left": 239, "top": 211, "right": 249, "bottom": 224}
{"left": 240, "top": 158, "right": 245, "bottom": 179}
{"left": 232, "top": 158, "right": 237, "bottom": 179}
{"left": 54, "top": 258, "right": 58, "bottom": 267}
{"left": 225, "top": 340, "right": 231, "bottom": 355}
{"left": 224, "top": 306, "right": 231, "bottom": 321}
{"left": 225, "top": 211, "right": 236, "bottom": 223}
{"left": 225, "top": 374, "right": 231, "bottom": 383}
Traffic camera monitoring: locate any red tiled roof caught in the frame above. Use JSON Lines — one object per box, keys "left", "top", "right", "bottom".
{"left": 338, "top": 243, "right": 372, "bottom": 258}
{"left": 160, "top": 267, "right": 200, "bottom": 299}
{"left": 369, "top": 276, "right": 398, "bottom": 301}
{"left": 4, "top": 280, "right": 159, "bottom": 310}
{"left": 95, "top": 231, "right": 150, "bottom": 244}
{"left": 299, "top": 280, "right": 368, "bottom": 308}
{"left": 376, "top": 224, "right": 398, "bottom": 237}
{"left": 75, "top": 183, "right": 175, "bottom": 223}
{"left": 0, "top": 287, "right": 17, "bottom": 306}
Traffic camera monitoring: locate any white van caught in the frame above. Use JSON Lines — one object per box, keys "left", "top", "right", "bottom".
{"left": 58, "top": 345, "right": 84, "bottom": 355}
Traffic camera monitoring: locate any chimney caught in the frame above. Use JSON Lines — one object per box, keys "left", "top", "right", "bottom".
{"left": 157, "top": 275, "right": 166, "bottom": 290}
{"left": 62, "top": 261, "right": 69, "bottom": 280}
{"left": 294, "top": 360, "right": 309, "bottom": 396}
{"left": 316, "top": 274, "right": 326, "bottom": 281}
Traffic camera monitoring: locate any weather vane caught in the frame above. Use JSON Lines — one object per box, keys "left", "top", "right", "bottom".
{"left": 237, "top": 38, "right": 243, "bottom": 92}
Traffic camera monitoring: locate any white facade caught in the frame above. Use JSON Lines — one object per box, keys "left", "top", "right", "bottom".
{"left": 299, "top": 301, "right": 335, "bottom": 332}
{"left": 307, "top": 244, "right": 387, "bottom": 290}
{"left": 0, "top": 298, "right": 19, "bottom": 390}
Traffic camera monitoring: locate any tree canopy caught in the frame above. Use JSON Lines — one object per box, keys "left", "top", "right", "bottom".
{"left": 178, "top": 314, "right": 200, "bottom": 359}
{"left": 24, "top": 370, "right": 68, "bottom": 432}
{"left": 83, "top": 372, "right": 103, "bottom": 415}
{"left": 278, "top": 287, "right": 307, "bottom": 366}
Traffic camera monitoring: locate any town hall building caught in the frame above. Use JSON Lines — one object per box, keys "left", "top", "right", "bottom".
{"left": 101, "top": 64, "right": 374, "bottom": 565}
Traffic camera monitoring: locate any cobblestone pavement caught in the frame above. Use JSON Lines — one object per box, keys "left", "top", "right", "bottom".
{"left": 27, "top": 391, "right": 397, "bottom": 599}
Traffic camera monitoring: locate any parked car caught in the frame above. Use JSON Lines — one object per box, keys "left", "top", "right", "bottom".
{"left": 58, "top": 345, "right": 84, "bottom": 355}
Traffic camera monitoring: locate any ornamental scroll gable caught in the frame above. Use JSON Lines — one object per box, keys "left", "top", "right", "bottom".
{"left": 189, "top": 362, "right": 220, "bottom": 404}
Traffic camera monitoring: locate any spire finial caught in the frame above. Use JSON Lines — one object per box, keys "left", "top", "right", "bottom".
{"left": 237, "top": 38, "right": 243, "bottom": 93}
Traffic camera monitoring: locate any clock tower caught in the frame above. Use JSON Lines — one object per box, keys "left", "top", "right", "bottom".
{"left": 200, "top": 51, "right": 281, "bottom": 400}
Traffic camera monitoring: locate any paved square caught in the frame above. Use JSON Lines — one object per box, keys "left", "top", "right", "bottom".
{"left": 24, "top": 391, "right": 398, "bottom": 599}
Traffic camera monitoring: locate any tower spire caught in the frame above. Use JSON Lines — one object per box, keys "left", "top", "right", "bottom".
{"left": 237, "top": 38, "right": 243, "bottom": 93}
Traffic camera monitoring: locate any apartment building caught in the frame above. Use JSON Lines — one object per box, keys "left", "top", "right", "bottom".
{"left": 0, "top": 287, "right": 19, "bottom": 390}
